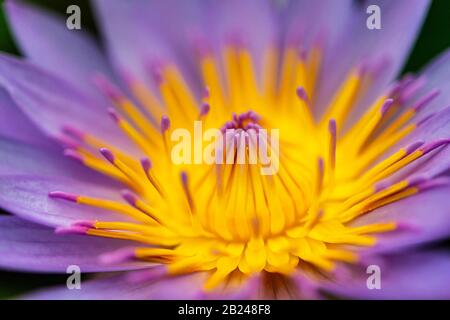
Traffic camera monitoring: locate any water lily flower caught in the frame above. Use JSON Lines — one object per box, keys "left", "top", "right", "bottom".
{"left": 1, "top": 0, "right": 450, "bottom": 300}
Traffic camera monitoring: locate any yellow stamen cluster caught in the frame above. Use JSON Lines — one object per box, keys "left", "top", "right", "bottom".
{"left": 55, "top": 43, "right": 441, "bottom": 292}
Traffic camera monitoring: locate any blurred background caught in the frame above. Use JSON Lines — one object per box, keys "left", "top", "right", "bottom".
{"left": 0, "top": 0, "right": 449, "bottom": 298}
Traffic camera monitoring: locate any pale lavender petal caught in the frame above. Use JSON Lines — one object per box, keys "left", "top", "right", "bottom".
{"left": 0, "top": 128, "right": 134, "bottom": 228}
{"left": 136, "top": 0, "right": 273, "bottom": 92}
{"left": 5, "top": 0, "right": 115, "bottom": 104}
{"left": 134, "top": 0, "right": 205, "bottom": 48}
{"left": 207, "top": 0, "right": 276, "bottom": 78}
{"left": 124, "top": 0, "right": 206, "bottom": 90}
{"left": 0, "top": 136, "right": 73, "bottom": 176}
{"left": 0, "top": 216, "right": 149, "bottom": 273}
{"left": 352, "top": 186, "right": 450, "bottom": 254}
{"left": 24, "top": 272, "right": 207, "bottom": 300}
{"left": 0, "top": 88, "right": 54, "bottom": 148}
{"left": 0, "top": 174, "right": 132, "bottom": 227}
{"left": 281, "top": 0, "right": 352, "bottom": 50}
{"left": 324, "top": 251, "right": 450, "bottom": 299}
{"left": 92, "top": 0, "right": 180, "bottom": 93}
{"left": 0, "top": 54, "right": 139, "bottom": 156}
{"left": 0, "top": 135, "right": 121, "bottom": 188}
{"left": 93, "top": 0, "right": 276, "bottom": 94}
{"left": 316, "top": 0, "right": 430, "bottom": 121}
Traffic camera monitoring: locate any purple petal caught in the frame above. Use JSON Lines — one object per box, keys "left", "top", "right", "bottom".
{"left": 0, "top": 88, "right": 53, "bottom": 148}
{"left": 408, "top": 49, "right": 450, "bottom": 121}
{"left": 0, "top": 174, "right": 132, "bottom": 227}
{"left": 0, "top": 133, "right": 133, "bottom": 228}
{"left": 0, "top": 215, "right": 149, "bottom": 273}
{"left": 324, "top": 250, "right": 450, "bottom": 299}
{"left": 281, "top": 0, "right": 352, "bottom": 50}
{"left": 5, "top": 0, "right": 115, "bottom": 104}
{"left": 93, "top": 0, "right": 276, "bottom": 94}
{"left": 0, "top": 135, "right": 120, "bottom": 187}
{"left": 352, "top": 186, "right": 450, "bottom": 254}
{"left": 24, "top": 272, "right": 207, "bottom": 300}
{"left": 208, "top": 0, "right": 276, "bottom": 78}
{"left": 92, "top": 0, "right": 180, "bottom": 92}
{"left": 0, "top": 54, "right": 139, "bottom": 156}
{"left": 120, "top": 0, "right": 206, "bottom": 89}
{"left": 316, "top": 0, "right": 430, "bottom": 121}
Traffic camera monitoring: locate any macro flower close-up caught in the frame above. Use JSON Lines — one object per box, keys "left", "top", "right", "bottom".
{"left": 1, "top": 0, "right": 450, "bottom": 301}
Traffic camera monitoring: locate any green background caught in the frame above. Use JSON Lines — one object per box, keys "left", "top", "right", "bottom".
{"left": 0, "top": 0, "right": 449, "bottom": 298}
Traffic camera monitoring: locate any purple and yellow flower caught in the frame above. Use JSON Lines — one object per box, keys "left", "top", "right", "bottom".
{"left": 0, "top": 0, "right": 450, "bottom": 299}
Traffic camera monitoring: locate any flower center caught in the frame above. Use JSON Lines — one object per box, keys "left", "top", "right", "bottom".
{"left": 221, "top": 111, "right": 261, "bottom": 131}
{"left": 51, "top": 41, "right": 447, "bottom": 292}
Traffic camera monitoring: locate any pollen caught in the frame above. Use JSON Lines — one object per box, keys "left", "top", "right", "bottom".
{"left": 51, "top": 40, "right": 447, "bottom": 293}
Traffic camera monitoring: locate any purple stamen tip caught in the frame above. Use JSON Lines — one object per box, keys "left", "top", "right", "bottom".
{"left": 421, "top": 139, "right": 450, "bottom": 154}
{"left": 121, "top": 189, "right": 138, "bottom": 206}
{"left": 298, "top": 47, "right": 308, "bottom": 61}
{"left": 380, "top": 99, "right": 394, "bottom": 115}
{"left": 203, "top": 87, "right": 210, "bottom": 100}
{"left": 417, "top": 177, "right": 450, "bottom": 192}
{"left": 417, "top": 112, "right": 437, "bottom": 127}
{"left": 49, "top": 191, "right": 78, "bottom": 202}
{"left": 249, "top": 110, "right": 260, "bottom": 120}
{"left": 245, "top": 123, "right": 261, "bottom": 131}
{"left": 72, "top": 220, "right": 96, "bottom": 228}
{"left": 399, "top": 76, "right": 427, "bottom": 104}
{"left": 387, "top": 82, "right": 403, "bottom": 98}
{"left": 100, "top": 148, "right": 115, "bottom": 163}
{"left": 357, "top": 63, "right": 369, "bottom": 77}
{"left": 57, "top": 137, "right": 79, "bottom": 150}
{"left": 107, "top": 108, "right": 120, "bottom": 123}
{"left": 318, "top": 157, "right": 324, "bottom": 172}
{"left": 395, "top": 222, "right": 420, "bottom": 233}
{"left": 126, "top": 266, "right": 167, "bottom": 284}
{"left": 140, "top": 158, "right": 153, "bottom": 171}
{"left": 181, "top": 171, "right": 188, "bottom": 184}
{"left": 153, "top": 70, "right": 164, "bottom": 86}
{"left": 62, "top": 125, "right": 85, "bottom": 140}
{"left": 405, "top": 141, "right": 425, "bottom": 155}
{"left": 221, "top": 121, "right": 235, "bottom": 133}
{"left": 374, "top": 180, "right": 390, "bottom": 192}
{"left": 63, "top": 149, "right": 84, "bottom": 163}
{"left": 93, "top": 74, "right": 122, "bottom": 101}
{"left": 55, "top": 225, "right": 89, "bottom": 235}
{"left": 328, "top": 119, "right": 337, "bottom": 135}
{"left": 161, "top": 116, "right": 170, "bottom": 132}
{"left": 200, "top": 102, "right": 210, "bottom": 116}
{"left": 296, "top": 87, "right": 310, "bottom": 105}
{"left": 394, "top": 74, "right": 415, "bottom": 97}
{"left": 148, "top": 61, "right": 164, "bottom": 85}
{"left": 413, "top": 89, "right": 441, "bottom": 112}
{"left": 232, "top": 112, "right": 238, "bottom": 123}
{"left": 408, "top": 176, "right": 427, "bottom": 187}
{"left": 99, "top": 248, "right": 136, "bottom": 265}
